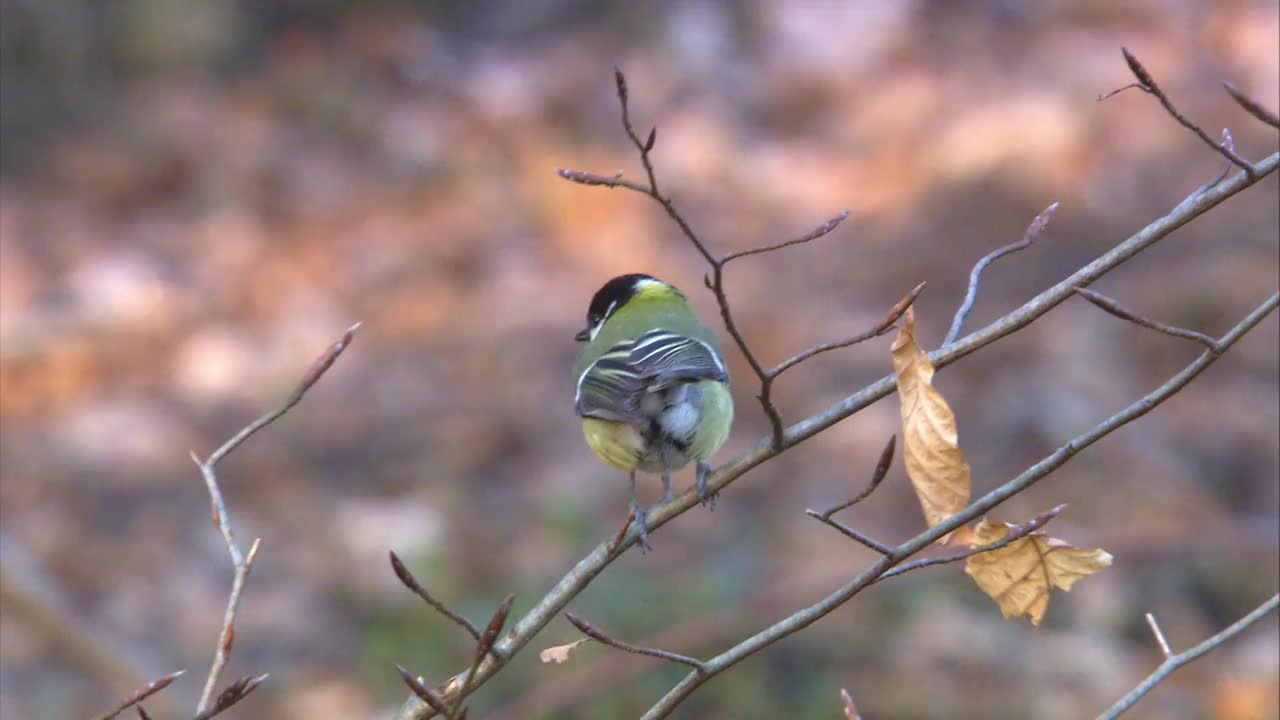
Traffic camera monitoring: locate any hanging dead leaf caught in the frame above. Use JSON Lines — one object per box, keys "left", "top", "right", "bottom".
{"left": 891, "top": 307, "right": 971, "bottom": 542}
{"left": 539, "top": 639, "right": 588, "bottom": 664}
{"left": 963, "top": 518, "right": 1113, "bottom": 626}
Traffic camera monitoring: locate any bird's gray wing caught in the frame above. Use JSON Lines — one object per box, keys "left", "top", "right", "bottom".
{"left": 574, "top": 330, "right": 727, "bottom": 423}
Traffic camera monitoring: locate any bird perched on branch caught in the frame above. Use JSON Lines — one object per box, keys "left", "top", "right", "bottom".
{"left": 572, "top": 274, "right": 733, "bottom": 550}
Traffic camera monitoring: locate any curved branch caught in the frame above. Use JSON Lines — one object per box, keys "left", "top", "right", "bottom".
{"left": 395, "top": 154, "right": 1278, "bottom": 720}
{"left": 639, "top": 292, "right": 1278, "bottom": 719}
{"left": 1115, "top": 48, "right": 1257, "bottom": 177}
{"left": 720, "top": 211, "right": 850, "bottom": 265}
{"left": 192, "top": 322, "right": 359, "bottom": 713}
{"left": 1096, "top": 593, "right": 1280, "bottom": 720}
{"left": 1073, "top": 288, "right": 1220, "bottom": 350}
{"left": 565, "top": 613, "right": 707, "bottom": 673}
{"left": 945, "top": 202, "right": 1058, "bottom": 346}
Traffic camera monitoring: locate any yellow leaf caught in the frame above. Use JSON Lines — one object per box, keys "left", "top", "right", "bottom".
{"left": 891, "top": 307, "right": 971, "bottom": 542}
{"left": 963, "top": 518, "right": 1113, "bottom": 625}
{"left": 539, "top": 638, "right": 588, "bottom": 664}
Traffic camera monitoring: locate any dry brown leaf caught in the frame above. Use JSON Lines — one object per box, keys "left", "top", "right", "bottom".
{"left": 891, "top": 306, "right": 971, "bottom": 542}
{"left": 963, "top": 518, "right": 1113, "bottom": 626}
{"left": 539, "top": 639, "right": 588, "bottom": 664}
{"left": 946, "top": 523, "right": 983, "bottom": 548}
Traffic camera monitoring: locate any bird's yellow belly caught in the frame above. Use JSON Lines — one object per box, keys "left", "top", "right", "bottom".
{"left": 582, "top": 418, "right": 646, "bottom": 471}
{"left": 581, "top": 380, "right": 732, "bottom": 473}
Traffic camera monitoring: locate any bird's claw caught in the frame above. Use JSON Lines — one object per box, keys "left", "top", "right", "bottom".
{"left": 633, "top": 509, "right": 652, "bottom": 553}
{"left": 696, "top": 459, "right": 718, "bottom": 510}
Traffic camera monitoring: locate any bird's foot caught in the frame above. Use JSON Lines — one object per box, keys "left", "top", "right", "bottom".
{"left": 696, "top": 459, "right": 718, "bottom": 510}
{"left": 628, "top": 500, "right": 653, "bottom": 553}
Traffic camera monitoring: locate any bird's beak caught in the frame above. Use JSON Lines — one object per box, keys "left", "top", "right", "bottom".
{"left": 574, "top": 328, "right": 591, "bottom": 342}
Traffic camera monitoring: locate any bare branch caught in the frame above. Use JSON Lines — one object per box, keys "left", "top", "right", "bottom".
{"left": 191, "top": 673, "right": 269, "bottom": 720}
{"left": 565, "top": 612, "right": 707, "bottom": 673}
{"left": 874, "top": 504, "right": 1066, "bottom": 583}
{"left": 397, "top": 666, "right": 450, "bottom": 716}
{"left": 191, "top": 322, "right": 359, "bottom": 713}
{"left": 770, "top": 282, "right": 924, "bottom": 378}
{"left": 609, "top": 507, "right": 638, "bottom": 553}
{"left": 805, "top": 514, "right": 894, "bottom": 556}
{"left": 1144, "top": 613, "right": 1173, "bottom": 658}
{"left": 389, "top": 551, "right": 484, "bottom": 645}
{"left": 94, "top": 670, "right": 185, "bottom": 720}
{"left": 448, "top": 594, "right": 516, "bottom": 718}
{"left": 1096, "top": 82, "right": 1143, "bottom": 101}
{"left": 614, "top": 69, "right": 668, "bottom": 225}
{"left": 1115, "top": 47, "right": 1256, "bottom": 177}
{"left": 720, "top": 211, "right": 850, "bottom": 265}
{"left": 1074, "top": 288, "right": 1220, "bottom": 350}
{"left": 638, "top": 292, "right": 1278, "bottom": 719}
{"left": 840, "top": 688, "right": 862, "bottom": 720}
{"left": 945, "top": 202, "right": 1059, "bottom": 346}
{"left": 1199, "top": 128, "right": 1238, "bottom": 192}
{"left": 555, "top": 168, "right": 648, "bottom": 192}
{"left": 812, "top": 435, "right": 896, "bottom": 520}
{"left": 558, "top": 70, "right": 790, "bottom": 446}
{"left": 1096, "top": 593, "right": 1280, "bottom": 720}
{"left": 202, "top": 321, "right": 361, "bottom": 471}
{"left": 1222, "top": 81, "right": 1280, "bottom": 129}
{"left": 397, "top": 154, "right": 1278, "bottom": 720}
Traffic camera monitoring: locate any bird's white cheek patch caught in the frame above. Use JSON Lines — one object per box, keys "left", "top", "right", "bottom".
{"left": 588, "top": 301, "right": 618, "bottom": 342}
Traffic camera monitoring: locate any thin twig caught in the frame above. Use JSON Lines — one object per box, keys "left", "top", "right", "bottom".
{"left": 638, "top": 292, "right": 1278, "bottom": 720}
{"left": 1073, "top": 288, "right": 1220, "bottom": 351}
{"left": 1198, "top": 128, "right": 1238, "bottom": 193}
{"left": 945, "top": 202, "right": 1059, "bottom": 346}
{"left": 397, "top": 666, "right": 450, "bottom": 716}
{"left": 805, "top": 434, "right": 898, "bottom": 555}
{"left": 1222, "top": 82, "right": 1280, "bottom": 130}
{"left": 1096, "top": 83, "right": 1143, "bottom": 101}
{"left": 770, "top": 282, "right": 924, "bottom": 378}
{"left": 94, "top": 670, "right": 185, "bottom": 720}
{"left": 389, "top": 551, "right": 484, "bottom": 645}
{"left": 1096, "top": 593, "right": 1280, "bottom": 720}
{"left": 840, "top": 688, "right": 862, "bottom": 720}
{"left": 565, "top": 612, "right": 707, "bottom": 673}
{"left": 874, "top": 504, "right": 1066, "bottom": 583}
{"left": 609, "top": 508, "right": 638, "bottom": 553}
{"left": 720, "top": 211, "right": 850, "bottom": 265}
{"left": 1115, "top": 48, "right": 1256, "bottom": 177}
{"left": 813, "top": 435, "right": 896, "bottom": 519}
{"left": 555, "top": 169, "right": 647, "bottom": 192}
{"left": 397, "top": 154, "right": 1279, "bottom": 720}
{"left": 1144, "top": 613, "right": 1173, "bottom": 658}
{"left": 447, "top": 594, "right": 515, "bottom": 719}
{"left": 191, "top": 673, "right": 269, "bottom": 720}
{"left": 805, "top": 513, "right": 894, "bottom": 556}
{"left": 191, "top": 322, "right": 359, "bottom": 713}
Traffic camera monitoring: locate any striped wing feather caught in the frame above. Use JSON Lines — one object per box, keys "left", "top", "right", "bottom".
{"left": 575, "top": 330, "right": 727, "bottom": 423}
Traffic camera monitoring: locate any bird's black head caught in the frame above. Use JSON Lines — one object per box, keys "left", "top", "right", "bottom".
{"left": 575, "top": 273, "right": 661, "bottom": 342}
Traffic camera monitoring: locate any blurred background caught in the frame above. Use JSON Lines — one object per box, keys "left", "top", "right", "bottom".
{"left": 1, "top": 1, "right": 1277, "bottom": 718}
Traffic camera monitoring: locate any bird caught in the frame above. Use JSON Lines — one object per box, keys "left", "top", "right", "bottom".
{"left": 572, "top": 273, "right": 733, "bottom": 550}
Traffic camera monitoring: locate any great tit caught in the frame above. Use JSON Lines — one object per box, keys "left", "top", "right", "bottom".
{"left": 573, "top": 273, "right": 733, "bottom": 550}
